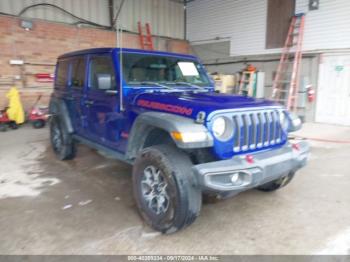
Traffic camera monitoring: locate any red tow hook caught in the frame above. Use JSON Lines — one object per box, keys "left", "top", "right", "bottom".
{"left": 292, "top": 143, "right": 300, "bottom": 151}
{"left": 245, "top": 154, "right": 254, "bottom": 164}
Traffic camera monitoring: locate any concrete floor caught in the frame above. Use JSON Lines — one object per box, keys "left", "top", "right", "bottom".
{"left": 0, "top": 123, "right": 350, "bottom": 255}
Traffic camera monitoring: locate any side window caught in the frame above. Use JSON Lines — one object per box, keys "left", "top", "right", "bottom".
{"left": 56, "top": 60, "right": 69, "bottom": 87}
{"left": 89, "top": 56, "right": 116, "bottom": 90}
{"left": 71, "top": 57, "right": 86, "bottom": 88}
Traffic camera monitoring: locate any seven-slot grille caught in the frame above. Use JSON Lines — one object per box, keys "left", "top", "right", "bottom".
{"left": 228, "top": 109, "right": 286, "bottom": 153}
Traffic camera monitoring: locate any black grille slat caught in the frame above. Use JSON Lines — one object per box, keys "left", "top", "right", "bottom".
{"left": 242, "top": 114, "right": 249, "bottom": 151}
{"left": 277, "top": 111, "right": 282, "bottom": 143}
{"left": 257, "top": 112, "right": 264, "bottom": 148}
{"left": 271, "top": 111, "right": 279, "bottom": 145}
{"left": 250, "top": 113, "right": 257, "bottom": 149}
{"left": 233, "top": 115, "right": 241, "bottom": 152}
{"left": 264, "top": 112, "right": 270, "bottom": 146}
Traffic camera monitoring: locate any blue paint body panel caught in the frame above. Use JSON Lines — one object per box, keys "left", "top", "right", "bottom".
{"left": 54, "top": 48, "right": 287, "bottom": 160}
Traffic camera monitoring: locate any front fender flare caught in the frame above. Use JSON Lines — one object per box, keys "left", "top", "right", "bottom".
{"left": 126, "top": 112, "right": 213, "bottom": 159}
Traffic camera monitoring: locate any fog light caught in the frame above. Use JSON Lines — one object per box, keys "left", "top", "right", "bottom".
{"left": 231, "top": 173, "right": 240, "bottom": 183}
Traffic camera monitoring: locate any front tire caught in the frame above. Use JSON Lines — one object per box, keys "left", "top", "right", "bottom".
{"left": 257, "top": 172, "right": 295, "bottom": 192}
{"left": 50, "top": 115, "right": 76, "bottom": 160}
{"left": 133, "top": 144, "right": 202, "bottom": 234}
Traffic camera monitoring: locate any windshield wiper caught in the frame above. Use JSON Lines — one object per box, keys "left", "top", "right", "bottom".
{"left": 139, "top": 81, "right": 205, "bottom": 91}
{"left": 174, "top": 81, "right": 205, "bottom": 90}
{"left": 140, "top": 81, "right": 173, "bottom": 89}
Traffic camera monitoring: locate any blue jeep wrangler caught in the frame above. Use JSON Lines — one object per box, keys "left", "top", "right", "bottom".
{"left": 49, "top": 48, "right": 309, "bottom": 233}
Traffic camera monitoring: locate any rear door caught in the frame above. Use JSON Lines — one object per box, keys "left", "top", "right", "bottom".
{"left": 85, "top": 54, "right": 122, "bottom": 148}
{"left": 68, "top": 56, "right": 87, "bottom": 135}
{"left": 56, "top": 58, "right": 86, "bottom": 134}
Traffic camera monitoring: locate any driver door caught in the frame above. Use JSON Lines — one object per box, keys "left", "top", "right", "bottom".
{"left": 85, "top": 54, "right": 121, "bottom": 148}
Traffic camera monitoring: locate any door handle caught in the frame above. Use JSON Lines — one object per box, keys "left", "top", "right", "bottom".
{"left": 65, "top": 96, "right": 74, "bottom": 101}
{"left": 85, "top": 100, "right": 94, "bottom": 105}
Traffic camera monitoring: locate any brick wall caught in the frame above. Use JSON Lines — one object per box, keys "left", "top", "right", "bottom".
{"left": 0, "top": 15, "right": 191, "bottom": 109}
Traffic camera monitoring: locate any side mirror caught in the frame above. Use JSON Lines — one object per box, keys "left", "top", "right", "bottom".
{"left": 96, "top": 74, "right": 112, "bottom": 90}
{"left": 288, "top": 113, "right": 302, "bottom": 132}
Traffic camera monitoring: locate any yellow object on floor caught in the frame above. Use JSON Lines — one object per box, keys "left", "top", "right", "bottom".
{"left": 6, "top": 87, "right": 25, "bottom": 124}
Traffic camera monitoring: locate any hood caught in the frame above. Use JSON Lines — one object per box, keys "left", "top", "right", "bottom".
{"left": 131, "top": 91, "right": 280, "bottom": 120}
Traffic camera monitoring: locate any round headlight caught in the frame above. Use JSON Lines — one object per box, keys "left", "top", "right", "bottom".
{"left": 212, "top": 117, "right": 226, "bottom": 137}
{"left": 212, "top": 116, "right": 234, "bottom": 141}
{"left": 279, "top": 112, "right": 289, "bottom": 131}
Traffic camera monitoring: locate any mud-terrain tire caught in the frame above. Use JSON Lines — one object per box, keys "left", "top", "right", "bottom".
{"left": 33, "top": 119, "right": 46, "bottom": 129}
{"left": 50, "top": 115, "right": 76, "bottom": 160}
{"left": 257, "top": 172, "right": 295, "bottom": 192}
{"left": 133, "top": 144, "right": 202, "bottom": 234}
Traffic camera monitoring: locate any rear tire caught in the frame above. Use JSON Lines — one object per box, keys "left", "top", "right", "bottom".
{"left": 257, "top": 172, "right": 295, "bottom": 192}
{"left": 133, "top": 144, "right": 202, "bottom": 234}
{"left": 50, "top": 115, "right": 76, "bottom": 160}
{"left": 33, "top": 119, "right": 46, "bottom": 129}
{"left": 0, "top": 123, "right": 7, "bottom": 132}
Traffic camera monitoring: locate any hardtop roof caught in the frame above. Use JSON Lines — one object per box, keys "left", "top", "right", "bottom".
{"left": 58, "top": 48, "right": 198, "bottom": 60}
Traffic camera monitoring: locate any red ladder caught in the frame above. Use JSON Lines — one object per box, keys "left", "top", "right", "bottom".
{"left": 137, "top": 22, "right": 154, "bottom": 50}
{"left": 271, "top": 14, "right": 305, "bottom": 112}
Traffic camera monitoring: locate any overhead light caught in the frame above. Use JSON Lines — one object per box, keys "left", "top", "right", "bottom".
{"left": 309, "top": 0, "right": 319, "bottom": 10}
{"left": 20, "top": 20, "right": 33, "bottom": 31}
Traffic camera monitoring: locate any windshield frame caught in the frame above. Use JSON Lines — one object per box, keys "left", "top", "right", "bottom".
{"left": 118, "top": 51, "right": 214, "bottom": 90}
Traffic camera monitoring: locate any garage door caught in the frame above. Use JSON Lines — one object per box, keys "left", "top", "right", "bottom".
{"left": 316, "top": 54, "right": 350, "bottom": 126}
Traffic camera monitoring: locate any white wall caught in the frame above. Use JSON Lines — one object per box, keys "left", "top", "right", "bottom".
{"left": 296, "top": 0, "right": 350, "bottom": 51}
{"left": 187, "top": 0, "right": 350, "bottom": 56}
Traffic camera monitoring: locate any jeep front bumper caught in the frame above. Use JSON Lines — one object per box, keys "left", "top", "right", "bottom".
{"left": 193, "top": 140, "right": 309, "bottom": 194}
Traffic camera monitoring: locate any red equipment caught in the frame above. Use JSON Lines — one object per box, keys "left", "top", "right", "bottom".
{"left": 306, "top": 85, "right": 315, "bottom": 103}
{"left": 0, "top": 107, "right": 18, "bottom": 132}
{"left": 137, "top": 22, "right": 154, "bottom": 50}
{"left": 27, "top": 95, "right": 49, "bottom": 128}
{"left": 35, "top": 73, "right": 54, "bottom": 83}
{"left": 272, "top": 14, "right": 306, "bottom": 112}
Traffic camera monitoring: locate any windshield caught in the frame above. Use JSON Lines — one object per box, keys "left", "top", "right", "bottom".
{"left": 122, "top": 53, "right": 211, "bottom": 87}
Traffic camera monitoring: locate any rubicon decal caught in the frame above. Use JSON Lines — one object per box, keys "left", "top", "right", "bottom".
{"left": 137, "top": 99, "right": 193, "bottom": 116}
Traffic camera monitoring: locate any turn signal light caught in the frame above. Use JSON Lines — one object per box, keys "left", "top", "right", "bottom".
{"left": 171, "top": 131, "right": 182, "bottom": 141}
{"left": 171, "top": 131, "right": 208, "bottom": 143}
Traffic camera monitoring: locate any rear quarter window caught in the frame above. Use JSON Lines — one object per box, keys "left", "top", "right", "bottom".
{"left": 71, "top": 57, "right": 86, "bottom": 88}
{"left": 55, "top": 60, "right": 69, "bottom": 88}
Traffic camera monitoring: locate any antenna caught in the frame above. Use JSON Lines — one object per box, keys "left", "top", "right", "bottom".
{"left": 119, "top": 22, "right": 124, "bottom": 111}
{"left": 115, "top": 20, "right": 124, "bottom": 111}
{"left": 114, "top": 0, "right": 126, "bottom": 112}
